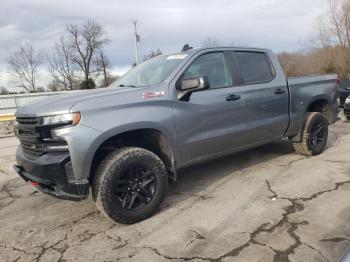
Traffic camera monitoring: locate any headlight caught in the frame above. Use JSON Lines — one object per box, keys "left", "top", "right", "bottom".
{"left": 346, "top": 96, "right": 350, "bottom": 104}
{"left": 41, "top": 112, "right": 81, "bottom": 126}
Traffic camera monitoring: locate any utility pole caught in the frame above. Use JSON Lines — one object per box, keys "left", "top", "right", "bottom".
{"left": 133, "top": 20, "right": 140, "bottom": 65}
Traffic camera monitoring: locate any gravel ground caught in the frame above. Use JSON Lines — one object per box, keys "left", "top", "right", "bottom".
{"left": 0, "top": 115, "right": 350, "bottom": 262}
{"left": 0, "top": 121, "right": 14, "bottom": 137}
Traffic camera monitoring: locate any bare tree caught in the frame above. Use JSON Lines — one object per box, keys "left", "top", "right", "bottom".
{"left": 143, "top": 49, "right": 162, "bottom": 61}
{"left": 201, "top": 37, "right": 221, "bottom": 47}
{"left": 0, "top": 87, "right": 9, "bottom": 95}
{"left": 49, "top": 36, "right": 77, "bottom": 90}
{"left": 97, "top": 74, "right": 119, "bottom": 88}
{"left": 96, "top": 49, "right": 111, "bottom": 87}
{"left": 317, "top": 0, "right": 350, "bottom": 78}
{"left": 36, "top": 86, "right": 46, "bottom": 93}
{"left": 47, "top": 79, "right": 61, "bottom": 92}
{"left": 318, "top": 0, "right": 349, "bottom": 47}
{"left": 7, "top": 42, "right": 44, "bottom": 92}
{"left": 105, "top": 75, "right": 119, "bottom": 85}
{"left": 66, "top": 20, "right": 109, "bottom": 88}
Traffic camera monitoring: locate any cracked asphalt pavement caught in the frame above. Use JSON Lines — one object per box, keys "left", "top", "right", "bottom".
{"left": 1, "top": 115, "right": 350, "bottom": 262}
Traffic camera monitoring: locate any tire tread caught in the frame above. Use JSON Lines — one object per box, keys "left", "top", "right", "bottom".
{"left": 293, "top": 112, "right": 327, "bottom": 156}
{"left": 92, "top": 147, "right": 168, "bottom": 224}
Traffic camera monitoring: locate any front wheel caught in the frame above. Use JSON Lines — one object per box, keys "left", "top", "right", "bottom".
{"left": 293, "top": 112, "right": 328, "bottom": 156}
{"left": 92, "top": 147, "right": 168, "bottom": 224}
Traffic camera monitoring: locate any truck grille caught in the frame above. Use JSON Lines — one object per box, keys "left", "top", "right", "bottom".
{"left": 16, "top": 117, "right": 39, "bottom": 125}
{"left": 21, "top": 141, "right": 45, "bottom": 156}
{"left": 15, "top": 117, "right": 40, "bottom": 142}
{"left": 15, "top": 116, "right": 67, "bottom": 156}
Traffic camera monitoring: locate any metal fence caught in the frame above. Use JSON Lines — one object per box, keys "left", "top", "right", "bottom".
{"left": 0, "top": 91, "right": 73, "bottom": 115}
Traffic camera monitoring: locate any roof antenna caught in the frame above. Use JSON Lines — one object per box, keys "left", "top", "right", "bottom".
{"left": 181, "top": 44, "right": 193, "bottom": 52}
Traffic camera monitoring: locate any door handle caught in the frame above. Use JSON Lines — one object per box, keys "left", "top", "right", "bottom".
{"left": 275, "top": 88, "right": 286, "bottom": 94}
{"left": 226, "top": 94, "right": 241, "bottom": 101}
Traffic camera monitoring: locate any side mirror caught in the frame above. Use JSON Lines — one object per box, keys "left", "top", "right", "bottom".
{"left": 177, "top": 75, "right": 210, "bottom": 92}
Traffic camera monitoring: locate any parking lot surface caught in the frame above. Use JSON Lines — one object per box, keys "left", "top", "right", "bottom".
{"left": 1, "top": 116, "right": 350, "bottom": 262}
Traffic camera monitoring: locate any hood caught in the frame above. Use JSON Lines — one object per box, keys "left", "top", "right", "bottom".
{"left": 15, "top": 87, "right": 135, "bottom": 117}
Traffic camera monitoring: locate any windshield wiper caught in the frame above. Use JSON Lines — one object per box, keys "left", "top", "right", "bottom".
{"left": 117, "top": 84, "right": 136, "bottom": 88}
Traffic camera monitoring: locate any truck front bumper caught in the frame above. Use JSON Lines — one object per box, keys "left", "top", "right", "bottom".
{"left": 14, "top": 147, "right": 89, "bottom": 201}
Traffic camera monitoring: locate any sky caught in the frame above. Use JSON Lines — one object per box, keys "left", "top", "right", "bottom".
{"left": 0, "top": 0, "right": 326, "bottom": 89}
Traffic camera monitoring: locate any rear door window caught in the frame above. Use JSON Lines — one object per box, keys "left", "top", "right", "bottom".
{"left": 235, "top": 52, "right": 274, "bottom": 84}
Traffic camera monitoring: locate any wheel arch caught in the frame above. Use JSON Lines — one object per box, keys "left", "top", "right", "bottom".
{"left": 290, "top": 96, "right": 332, "bottom": 142}
{"left": 87, "top": 123, "right": 179, "bottom": 183}
{"left": 306, "top": 96, "right": 332, "bottom": 123}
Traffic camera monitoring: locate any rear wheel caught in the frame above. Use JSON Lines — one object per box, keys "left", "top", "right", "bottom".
{"left": 92, "top": 147, "right": 168, "bottom": 224}
{"left": 293, "top": 112, "right": 328, "bottom": 156}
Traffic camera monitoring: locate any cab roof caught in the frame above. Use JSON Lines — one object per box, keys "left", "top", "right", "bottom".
{"left": 182, "top": 46, "right": 270, "bottom": 54}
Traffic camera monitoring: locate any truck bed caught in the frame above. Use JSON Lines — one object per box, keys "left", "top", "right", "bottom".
{"left": 287, "top": 74, "right": 338, "bottom": 86}
{"left": 286, "top": 74, "right": 338, "bottom": 137}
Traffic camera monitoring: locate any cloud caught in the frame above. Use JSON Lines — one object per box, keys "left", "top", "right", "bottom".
{"left": 0, "top": 0, "right": 325, "bottom": 87}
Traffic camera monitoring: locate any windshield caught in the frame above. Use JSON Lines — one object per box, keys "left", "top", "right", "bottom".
{"left": 112, "top": 54, "right": 187, "bottom": 88}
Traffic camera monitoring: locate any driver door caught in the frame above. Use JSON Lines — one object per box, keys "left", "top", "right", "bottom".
{"left": 173, "top": 51, "right": 248, "bottom": 164}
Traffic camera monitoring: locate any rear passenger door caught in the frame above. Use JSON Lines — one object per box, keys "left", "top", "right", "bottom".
{"left": 232, "top": 51, "right": 289, "bottom": 142}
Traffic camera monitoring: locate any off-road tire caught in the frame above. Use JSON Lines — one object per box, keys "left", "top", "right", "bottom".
{"left": 293, "top": 112, "right": 328, "bottom": 156}
{"left": 92, "top": 147, "right": 168, "bottom": 224}
{"left": 346, "top": 116, "right": 350, "bottom": 121}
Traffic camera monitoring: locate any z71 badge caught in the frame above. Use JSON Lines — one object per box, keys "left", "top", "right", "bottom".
{"left": 142, "top": 91, "right": 165, "bottom": 99}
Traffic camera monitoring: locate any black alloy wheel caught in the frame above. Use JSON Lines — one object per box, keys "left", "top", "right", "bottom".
{"left": 115, "top": 165, "right": 157, "bottom": 211}
{"left": 308, "top": 121, "right": 326, "bottom": 152}
{"left": 92, "top": 147, "right": 168, "bottom": 224}
{"left": 293, "top": 112, "right": 328, "bottom": 156}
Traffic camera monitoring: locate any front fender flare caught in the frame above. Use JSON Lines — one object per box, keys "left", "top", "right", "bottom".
{"left": 85, "top": 121, "right": 180, "bottom": 179}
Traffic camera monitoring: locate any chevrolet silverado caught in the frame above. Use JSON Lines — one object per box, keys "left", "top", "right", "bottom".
{"left": 14, "top": 47, "right": 339, "bottom": 223}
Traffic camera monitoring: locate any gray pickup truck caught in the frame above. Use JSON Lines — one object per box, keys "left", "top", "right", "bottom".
{"left": 14, "top": 47, "right": 339, "bottom": 223}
